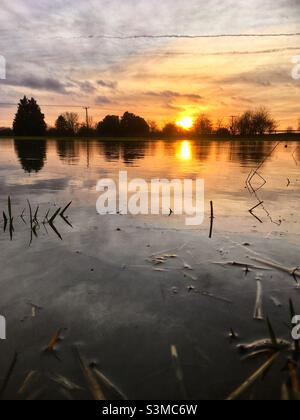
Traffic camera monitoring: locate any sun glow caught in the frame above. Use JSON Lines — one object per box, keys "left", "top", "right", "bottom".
{"left": 176, "top": 116, "right": 194, "bottom": 130}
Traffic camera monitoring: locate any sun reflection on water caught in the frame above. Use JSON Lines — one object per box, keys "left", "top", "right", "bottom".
{"left": 177, "top": 141, "right": 192, "bottom": 161}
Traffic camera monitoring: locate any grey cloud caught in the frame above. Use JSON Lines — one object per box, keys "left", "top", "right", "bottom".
{"left": 5, "top": 75, "right": 68, "bottom": 93}
{"left": 76, "top": 80, "right": 96, "bottom": 94}
{"left": 97, "top": 80, "right": 118, "bottom": 89}
{"left": 95, "top": 95, "right": 111, "bottom": 104}
{"left": 221, "top": 67, "right": 291, "bottom": 87}
{"left": 145, "top": 91, "right": 202, "bottom": 100}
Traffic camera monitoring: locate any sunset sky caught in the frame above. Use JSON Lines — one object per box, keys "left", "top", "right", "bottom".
{"left": 0, "top": 0, "right": 299, "bottom": 129}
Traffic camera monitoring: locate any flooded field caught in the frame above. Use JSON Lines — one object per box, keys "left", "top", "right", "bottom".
{"left": 0, "top": 138, "right": 300, "bottom": 400}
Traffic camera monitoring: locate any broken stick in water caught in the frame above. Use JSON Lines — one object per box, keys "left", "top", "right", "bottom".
{"left": 250, "top": 257, "right": 300, "bottom": 282}
{"left": 253, "top": 279, "right": 264, "bottom": 321}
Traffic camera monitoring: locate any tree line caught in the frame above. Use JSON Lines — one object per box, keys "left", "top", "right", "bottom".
{"left": 3, "top": 95, "right": 282, "bottom": 138}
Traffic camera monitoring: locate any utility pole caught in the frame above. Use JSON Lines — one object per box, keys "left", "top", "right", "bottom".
{"left": 83, "top": 107, "right": 91, "bottom": 169}
{"left": 83, "top": 107, "right": 90, "bottom": 129}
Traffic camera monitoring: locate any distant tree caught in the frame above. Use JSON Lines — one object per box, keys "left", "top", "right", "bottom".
{"left": 62, "top": 112, "right": 80, "bottom": 135}
{"left": 230, "top": 118, "right": 239, "bottom": 135}
{"left": 216, "top": 118, "right": 225, "bottom": 131}
{"left": 216, "top": 127, "right": 231, "bottom": 137}
{"left": 236, "top": 110, "right": 254, "bottom": 136}
{"left": 13, "top": 96, "right": 46, "bottom": 136}
{"left": 0, "top": 127, "right": 13, "bottom": 136}
{"left": 55, "top": 115, "right": 69, "bottom": 136}
{"left": 78, "top": 125, "right": 96, "bottom": 137}
{"left": 236, "top": 108, "right": 277, "bottom": 136}
{"left": 46, "top": 127, "right": 57, "bottom": 136}
{"left": 148, "top": 120, "right": 159, "bottom": 136}
{"left": 161, "top": 123, "right": 180, "bottom": 137}
{"left": 215, "top": 118, "right": 231, "bottom": 136}
{"left": 97, "top": 115, "right": 120, "bottom": 137}
{"left": 78, "top": 116, "right": 96, "bottom": 136}
{"left": 119, "top": 112, "right": 150, "bottom": 137}
{"left": 253, "top": 107, "right": 277, "bottom": 135}
{"left": 194, "top": 114, "right": 213, "bottom": 136}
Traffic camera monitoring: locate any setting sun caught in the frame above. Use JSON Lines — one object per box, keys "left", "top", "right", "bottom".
{"left": 176, "top": 116, "right": 194, "bottom": 130}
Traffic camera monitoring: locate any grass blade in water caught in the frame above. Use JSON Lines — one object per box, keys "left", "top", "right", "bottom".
{"left": 3, "top": 211, "right": 8, "bottom": 231}
{"left": 8, "top": 196, "right": 13, "bottom": 223}
{"left": 266, "top": 317, "right": 278, "bottom": 347}
{"left": 0, "top": 352, "right": 18, "bottom": 399}
{"left": 226, "top": 353, "right": 279, "bottom": 400}
{"left": 49, "top": 207, "right": 61, "bottom": 224}
{"left": 171, "top": 345, "right": 188, "bottom": 400}
{"left": 287, "top": 360, "right": 300, "bottom": 401}
{"left": 60, "top": 201, "right": 72, "bottom": 217}
{"left": 73, "top": 347, "right": 106, "bottom": 400}
{"left": 93, "top": 368, "right": 127, "bottom": 400}
{"left": 49, "top": 373, "right": 82, "bottom": 392}
{"left": 17, "top": 371, "right": 39, "bottom": 396}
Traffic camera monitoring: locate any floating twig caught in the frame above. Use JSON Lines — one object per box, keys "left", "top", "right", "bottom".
{"left": 213, "top": 261, "right": 271, "bottom": 271}
{"left": 194, "top": 289, "right": 233, "bottom": 304}
{"left": 250, "top": 257, "right": 300, "bottom": 282}
{"left": 254, "top": 280, "right": 264, "bottom": 321}
{"left": 46, "top": 330, "right": 62, "bottom": 353}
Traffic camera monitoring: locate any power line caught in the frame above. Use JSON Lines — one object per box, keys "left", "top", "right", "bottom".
{"left": 0, "top": 103, "right": 86, "bottom": 108}
{"left": 55, "top": 32, "right": 300, "bottom": 40}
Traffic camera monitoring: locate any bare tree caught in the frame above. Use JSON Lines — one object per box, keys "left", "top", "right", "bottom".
{"left": 63, "top": 112, "right": 80, "bottom": 135}
{"left": 236, "top": 107, "right": 277, "bottom": 136}
{"left": 194, "top": 114, "right": 213, "bottom": 136}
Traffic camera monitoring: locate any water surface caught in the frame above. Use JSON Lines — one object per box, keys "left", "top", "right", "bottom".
{"left": 1, "top": 138, "right": 299, "bottom": 235}
{"left": 0, "top": 138, "right": 299, "bottom": 400}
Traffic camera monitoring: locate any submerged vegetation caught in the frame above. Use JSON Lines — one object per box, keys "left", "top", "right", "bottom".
{"left": 1, "top": 197, "right": 73, "bottom": 243}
